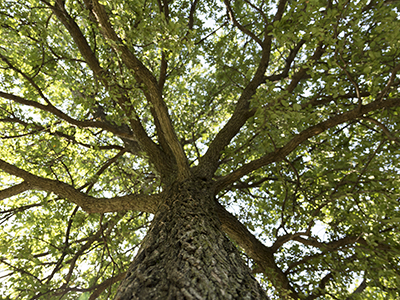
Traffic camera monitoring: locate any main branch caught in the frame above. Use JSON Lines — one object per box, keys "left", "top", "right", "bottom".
{"left": 0, "top": 158, "right": 161, "bottom": 213}
{"left": 215, "top": 201, "right": 299, "bottom": 299}
{"left": 87, "top": 0, "right": 190, "bottom": 180}
{"left": 198, "top": 37, "right": 273, "bottom": 178}
{"left": 216, "top": 97, "right": 400, "bottom": 191}
{"left": 0, "top": 182, "right": 30, "bottom": 201}
{"left": 48, "top": 0, "right": 173, "bottom": 178}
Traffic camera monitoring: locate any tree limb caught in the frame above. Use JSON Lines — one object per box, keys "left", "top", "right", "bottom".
{"left": 215, "top": 97, "right": 400, "bottom": 191}
{"left": 301, "top": 91, "right": 371, "bottom": 109}
{"left": 362, "top": 116, "right": 400, "bottom": 145}
{"left": 62, "top": 213, "right": 124, "bottom": 288}
{"left": 0, "top": 182, "right": 30, "bottom": 200}
{"left": 286, "top": 42, "right": 325, "bottom": 94}
{"left": 0, "top": 53, "right": 51, "bottom": 105}
{"left": 199, "top": 2, "right": 316, "bottom": 178}
{"left": 198, "top": 29, "right": 273, "bottom": 178}
{"left": 0, "top": 92, "right": 133, "bottom": 140}
{"left": 346, "top": 278, "right": 367, "bottom": 299}
{"left": 46, "top": 0, "right": 174, "bottom": 178}
{"left": 0, "top": 158, "right": 161, "bottom": 213}
{"left": 88, "top": 272, "right": 127, "bottom": 300}
{"left": 215, "top": 200, "right": 300, "bottom": 299}
{"left": 273, "top": 0, "right": 288, "bottom": 23}
{"left": 87, "top": 0, "right": 190, "bottom": 180}
{"left": 291, "top": 235, "right": 364, "bottom": 252}
{"left": 264, "top": 40, "right": 306, "bottom": 83}
{"left": 376, "top": 63, "right": 400, "bottom": 101}
{"left": 0, "top": 116, "right": 125, "bottom": 151}
{"left": 188, "top": 0, "right": 199, "bottom": 31}
{"left": 223, "top": 0, "right": 263, "bottom": 47}
{"left": 156, "top": 0, "right": 169, "bottom": 91}
{"left": 305, "top": 273, "right": 333, "bottom": 300}
{"left": 78, "top": 149, "right": 127, "bottom": 192}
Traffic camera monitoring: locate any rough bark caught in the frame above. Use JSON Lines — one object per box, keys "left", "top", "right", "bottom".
{"left": 113, "top": 179, "right": 269, "bottom": 300}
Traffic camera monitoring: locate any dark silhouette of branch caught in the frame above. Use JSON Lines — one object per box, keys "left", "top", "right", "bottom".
{"left": 188, "top": 0, "right": 199, "bottom": 30}
{"left": 223, "top": 0, "right": 263, "bottom": 47}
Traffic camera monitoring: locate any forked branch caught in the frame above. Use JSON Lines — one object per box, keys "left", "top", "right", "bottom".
{"left": 223, "top": 0, "right": 263, "bottom": 47}
{"left": 198, "top": 31, "right": 273, "bottom": 178}
{"left": 87, "top": 0, "right": 190, "bottom": 180}
{"left": 47, "top": 0, "right": 173, "bottom": 177}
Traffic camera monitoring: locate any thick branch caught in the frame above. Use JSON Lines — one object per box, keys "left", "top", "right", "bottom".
{"left": 199, "top": 2, "right": 308, "bottom": 178}
{"left": 88, "top": 0, "right": 190, "bottom": 180}
{"left": 291, "top": 235, "right": 364, "bottom": 252}
{"left": 198, "top": 34, "right": 273, "bottom": 178}
{"left": 273, "top": 0, "right": 288, "bottom": 23}
{"left": 48, "top": 0, "right": 173, "bottom": 178}
{"left": 0, "top": 182, "right": 30, "bottom": 200}
{"left": 158, "top": 51, "right": 168, "bottom": 91}
{"left": 0, "top": 158, "right": 161, "bottom": 213}
{"left": 216, "top": 97, "right": 400, "bottom": 191}
{"left": 188, "top": 0, "right": 199, "bottom": 30}
{"left": 88, "top": 272, "right": 127, "bottom": 300}
{"left": 215, "top": 201, "right": 299, "bottom": 299}
{"left": 50, "top": 0, "right": 102, "bottom": 75}
{"left": 292, "top": 234, "right": 393, "bottom": 253}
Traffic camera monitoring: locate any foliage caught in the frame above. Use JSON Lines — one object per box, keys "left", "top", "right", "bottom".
{"left": 0, "top": 0, "right": 399, "bottom": 299}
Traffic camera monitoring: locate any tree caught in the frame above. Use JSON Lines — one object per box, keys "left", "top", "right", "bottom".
{"left": 0, "top": 0, "right": 399, "bottom": 298}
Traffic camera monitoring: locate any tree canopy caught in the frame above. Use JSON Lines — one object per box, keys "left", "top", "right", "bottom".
{"left": 0, "top": 0, "right": 400, "bottom": 299}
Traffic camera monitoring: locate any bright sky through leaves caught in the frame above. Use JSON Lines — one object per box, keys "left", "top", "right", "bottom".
{"left": 1, "top": 0, "right": 400, "bottom": 299}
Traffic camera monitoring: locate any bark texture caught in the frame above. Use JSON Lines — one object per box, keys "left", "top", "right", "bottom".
{"left": 113, "top": 179, "right": 269, "bottom": 299}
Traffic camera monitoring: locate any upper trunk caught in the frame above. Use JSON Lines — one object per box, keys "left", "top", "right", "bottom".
{"left": 113, "top": 179, "right": 269, "bottom": 299}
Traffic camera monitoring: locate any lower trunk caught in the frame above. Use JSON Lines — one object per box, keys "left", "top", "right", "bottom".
{"left": 113, "top": 179, "right": 268, "bottom": 299}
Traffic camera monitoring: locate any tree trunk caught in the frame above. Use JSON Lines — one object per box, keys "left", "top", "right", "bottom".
{"left": 113, "top": 179, "right": 269, "bottom": 299}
